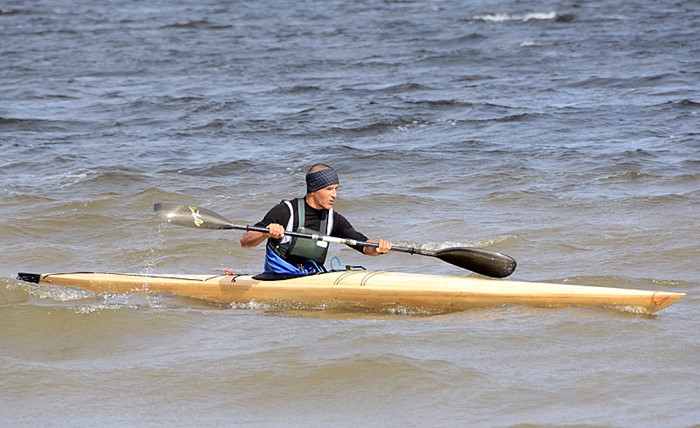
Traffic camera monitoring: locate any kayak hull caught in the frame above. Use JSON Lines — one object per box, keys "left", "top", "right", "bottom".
{"left": 17, "top": 271, "right": 685, "bottom": 314}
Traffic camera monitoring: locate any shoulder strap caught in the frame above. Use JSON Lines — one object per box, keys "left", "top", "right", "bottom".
{"left": 295, "top": 197, "right": 305, "bottom": 228}
{"left": 327, "top": 208, "right": 334, "bottom": 235}
{"left": 281, "top": 200, "right": 294, "bottom": 244}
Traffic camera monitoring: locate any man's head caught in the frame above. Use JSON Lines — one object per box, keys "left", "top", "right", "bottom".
{"left": 305, "top": 164, "right": 340, "bottom": 210}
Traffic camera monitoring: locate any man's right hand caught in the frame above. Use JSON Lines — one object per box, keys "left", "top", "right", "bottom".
{"left": 240, "top": 224, "right": 285, "bottom": 248}
{"left": 266, "top": 223, "right": 285, "bottom": 239}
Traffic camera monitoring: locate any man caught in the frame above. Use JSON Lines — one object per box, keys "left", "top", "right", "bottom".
{"left": 240, "top": 164, "right": 392, "bottom": 275}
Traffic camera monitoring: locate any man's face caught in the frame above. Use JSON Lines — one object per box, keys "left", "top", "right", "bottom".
{"left": 309, "top": 184, "right": 339, "bottom": 210}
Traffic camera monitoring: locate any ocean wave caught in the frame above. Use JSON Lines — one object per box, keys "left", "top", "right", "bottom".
{"left": 277, "top": 85, "right": 324, "bottom": 94}
{"left": 568, "top": 73, "right": 687, "bottom": 89}
{"left": 393, "top": 235, "right": 519, "bottom": 253}
{"left": 329, "top": 117, "right": 431, "bottom": 135}
{"left": 327, "top": 110, "right": 536, "bottom": 136}
{"left": 558, "top": 275, "right": 695, "bottom": 292}
{"left": 670, "top": 99, "right": 700, "bottom": 108}
{"left": 161, "top": 20, "right": 233, "bottom": 30}
{"left": 601, "top": 170, "right": 657, "bottom": 181}
{"left": 371, "top": 82, "right": 435, "bottom": 93}
{"left": 0, "top": 117, "right": 84, "bottom": 133}
{"left": 405, "top": 99, "right": 476, "bottom": 109}
{"left": 159, "top": 159, "right": 258, "bottom": 177}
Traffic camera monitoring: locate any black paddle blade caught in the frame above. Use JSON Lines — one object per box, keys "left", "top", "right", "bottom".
{"left": 17, "top": 272, "right": 41, "bottom": 283}
{"left": 435, "top": 247, "right": 516, "bottom": 278}
{"left": 154, "top": 203, "right": 235, "bottom": 230}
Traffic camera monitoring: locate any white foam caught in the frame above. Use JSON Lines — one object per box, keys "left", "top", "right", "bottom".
{"left": 474, "top": 12, "right": 557, "bottom": 22}
{"left": 21, "top": 282, "right": 96, "bottom": 302}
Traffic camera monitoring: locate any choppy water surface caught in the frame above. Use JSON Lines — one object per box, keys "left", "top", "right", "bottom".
{"left": 1, "top": 0, "right": 699, "bottom": 426}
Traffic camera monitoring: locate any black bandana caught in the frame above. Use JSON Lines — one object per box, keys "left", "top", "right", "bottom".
{"left": 306, "top": 168, "right": 340, "bottom": 193}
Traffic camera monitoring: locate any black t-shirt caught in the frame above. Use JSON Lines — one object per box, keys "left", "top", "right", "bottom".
{"left": 254, "top": 198, "right": 368, "bottom": 255}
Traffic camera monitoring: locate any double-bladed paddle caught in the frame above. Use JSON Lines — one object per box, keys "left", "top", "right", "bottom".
{"left": 153, "top": 202, "right": 517, "bottom": 278}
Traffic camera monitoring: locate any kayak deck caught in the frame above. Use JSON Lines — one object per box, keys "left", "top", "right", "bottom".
{"left": 16, "top": 271, "right": 685, "bottom": 314}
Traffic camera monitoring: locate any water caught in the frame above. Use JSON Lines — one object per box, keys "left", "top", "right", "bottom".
{"left": 1, "top": 0, "right": 699, "bottom": 426}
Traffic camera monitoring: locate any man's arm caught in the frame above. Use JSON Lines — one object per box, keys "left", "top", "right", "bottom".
{"left": 240, "top": 223, "right": 285, "bottom": 248}
{"left": 239, "top": 203, "right": 291, "bottom": 248}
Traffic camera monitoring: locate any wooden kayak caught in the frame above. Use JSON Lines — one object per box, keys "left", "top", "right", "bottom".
{"left": 16, "top": 270, "right": 684, "bottom": 314}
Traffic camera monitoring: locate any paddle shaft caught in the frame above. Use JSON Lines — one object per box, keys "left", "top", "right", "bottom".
{"left": 241, "top": 224, "right": 431, "bottom": 256}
